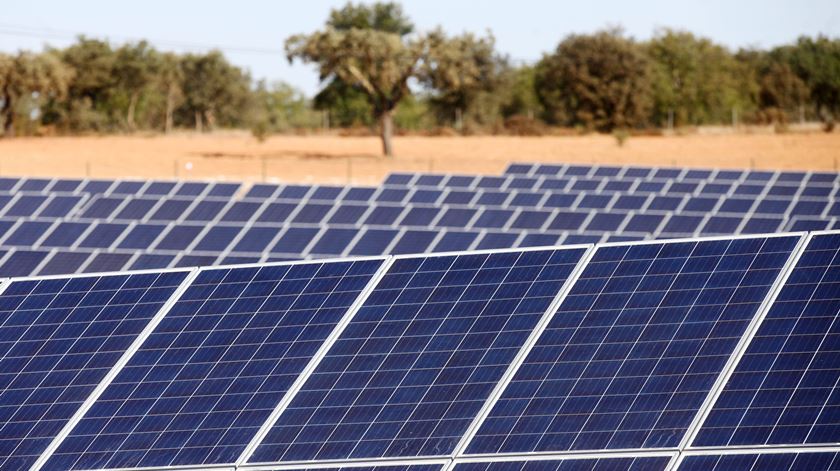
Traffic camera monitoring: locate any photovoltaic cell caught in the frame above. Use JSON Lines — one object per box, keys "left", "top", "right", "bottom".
{"left": 466, "top": 235, "right": 800, "bottom": 454}
{"left": 452, "top": 457, "right": 670, "bottom": 471}
{"left": 250, "top": 247, "right": 587, "bottom": 463}
{"left": 46, "top": 260, "right": 383, "bottom": 470}
{"left": 678, "top": 453, "right": 840, "bottom": 471}
{"left": 37, "top": 252, "right": 91, "bottom": 276}
{"left": 694, "top": 232, "right": 840, "bottom": 447}
{"left": 0, "top": 250, "right": 50, "bottom": 277}
{"left": 0, "top": 271, "right": 189, "bottom": 471}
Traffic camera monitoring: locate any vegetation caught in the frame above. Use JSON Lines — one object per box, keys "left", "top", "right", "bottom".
{"left": 1, "top": 1, "right": 840, "bottom": 155}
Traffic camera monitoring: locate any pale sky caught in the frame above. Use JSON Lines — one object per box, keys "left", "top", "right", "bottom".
{"left": 2, "top": 0, "right": 838, "bottom": 95}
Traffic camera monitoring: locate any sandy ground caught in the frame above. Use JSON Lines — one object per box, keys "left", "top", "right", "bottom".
{"left": 0, "top": 132, "right": 837, "bottom": 184}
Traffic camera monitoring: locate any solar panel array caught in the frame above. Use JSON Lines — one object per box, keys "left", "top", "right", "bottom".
{"left": 0, "top": 161, "right": 836, "bottom": 277}
{"left": 0, "top": 230, "right": 839, "bottom": 470}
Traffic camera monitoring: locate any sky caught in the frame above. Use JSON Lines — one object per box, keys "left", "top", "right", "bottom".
{"left": 2, "top": 0, "right": 839, "bottom": 96}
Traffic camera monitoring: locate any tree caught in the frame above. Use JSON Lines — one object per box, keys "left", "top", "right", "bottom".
{"left": 53, "top": 37, "right": 117, "bottom": 132}
{"left": 422, "top": 30, "right": 502, "bottom": 131}
{"left": 774, "top": 36, "right": 840, "bottom": 124}
{"left": 327, "top": 1, "right": 413, "bottom": 35}
{"left": 311, "top": 2, "right": 414, "bottom": 130}
{"left": 180, "top": 51, "right": 252, "bottom": 131}
{"left": 113, "top": 41, "right": 159, "bottom": 130}
{"left": 157, "top": 52, "right": 183, "bottom": 133}
{"left": 286, "top": 28, "right": 425, "bottom": 155}
{"left": 535, "top": 30, "right": 652, "bottom": 131}
{"left": 647, "top": 29, "right": 754, "bottom": 127}
{"left": 0, "top": 51, "right": 70, "bottom": 137}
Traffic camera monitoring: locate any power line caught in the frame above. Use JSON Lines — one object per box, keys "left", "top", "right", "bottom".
{"left": 0, "top": 23, "right": 285, "bottom": 56}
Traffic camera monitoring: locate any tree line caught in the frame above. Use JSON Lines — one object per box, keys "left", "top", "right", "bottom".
{"left": 1, "top": 2, "right": 839, "bottom": 152}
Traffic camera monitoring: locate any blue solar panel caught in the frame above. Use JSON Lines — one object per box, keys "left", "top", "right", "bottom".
{"left": 585, "top": 213, "right": 626, "bottom": 232}
{"left": 294, "top": 203, "right": 333, "bottom": 224}
{"left": 39, "top": 195, "right": 84, "bottom": 218}
{"left": 4, "top": 221, "right": 54, "bottom": 246}
{"left": 117, "top": 224, "right": 166, "bottom": 250}
{"left": 312, "top": 185, "right": 344, "bottom": 200}
{"left": 700, "top": 216, "right": 742, "bottom": 235}
{"left": 452, "top": 457, "right": 670, "bottom": 471}
{"left": 84, "top": 252, "right": 133, "bottom": 273}
{"left": 678, "top": 452, "right": 840, "bottom": 470}
{"left": 508, "top": 210, "right": 549, "bottom": 231}
{"left": 310, "top": 228, "right": 358, "bottom": 255}
{"left": 246, "top": 184, "right": 280, "bottom": 198}
{"left": 349, "top": 229, "right": 399, "bottom": 256}
{"left": 193, "top": 226, "right": 241, "bottom": 253}
{"left": 79, "top": 223, "right": 130, "bottom": 249}
{"left": 577, "top": 195, "right": 612, "bottom": 210}
{"left": 390, "top": 230, "right": 438, "bottom": 254}
{"left": 474, "top": 209, "right": 514, "bottom": 229}
{"left": 46, "top": 260, "right": 383, "bottom": 470}
{"left": 79, "top": 197, "right": 122, "bottom": 219}
{"left": 364, "top": 206, "right": 405, "bottom": 226}
{"left": 250, "top": 247, "right": 587, "bottom": 463}
{"left": 410, "top": 189, "right": 443, "bottom": 204}
{"left": 438, "top": 208, "right": 478, "bottom": 228}
{"left": 19, "top": 178, "right": 50, "bottom": 192}
{"left": 258, "top": 202, "right": 299, "bottom": 223}
{"left": 208, "top": 182, "right": 240, "bottom": 197}
{"left": 476, "top": 191, "right": 509, "bottom": 206}
{"left": 186, "top": 200, "right": 229, "bottom": 222}
{"left": 80, "top": 180, "right": 113, "bottom": 194}
{"left": 0, "top": 271, "right": 188, "bottom": 470}
{"left": 330, "top": 204, "right": 368, "bottom": 225}
{"left": 613, "top": 195, "right": 648, "bottom": 211}
{"left": 547, "top": 211, "right": 588, "bottom": 231}
{"left": 155, "top": 225, "right": 204, "bottom": 251}
{"left": 624, "top": 214, "right": 665, "bottom": 233}
{"left": 37, "top": 251, "right": 91, "bottom": 276}
{"left": 377, "top": 188, "right": 409, "bottom": 203}
{"left": 432, "top": 231, "right": 479, "bottom": 252}
{"left": 272, "top": 228, "right": 320, "bottom": 254}
{"left": 648, "top": 196, "right": 683, "bottom": 211}
{"left": 742, "top": 217, "right": 783, "bottom": 234}
{"left": 694, "top": 233, "right": 840, "bottom": 447}
{"left": 5, "top": 195, "right": 48, "bottom": 217}
{"left": 112, "top": 181, "right": 144, "bottom": 194}
{"left": 401, "top": 207, "right": 441, "bottom": 226}
{"left": 175, "top": 182, "right": 207, "bottom": 196}
{"left": 660, "top": 215, "right": 703, "bottom": 235}
{"left": 544, "top": 194, "right": 577, "bottom": 209}
{"left": 0, "top": 250, "right": 50, "bottom": 276}
{"left": 279, "top": 185, "right": 312, "bottom": 199}
{"left": 143, "top": 181, "right": 177, "bottom": 196}
{"left": 41, "top": 222, "right": 89, "bottom": 247}
{"left": 150, "top": 199, "right": 192, "bottom": 221}
{"left": 52, "top": 179, "right": 82, "bottom": 193}
{"left": 466, "top": 235, "right": 800, "bottom": 454}
{"left": 233, "top": 227, "right": 281, "bottom": 252}
{"left": 443, "top": 191, "right": 476, "bottom": 205}
{"left": 718, "top": 198, "right": 755, "bottom": 214}
{"left": 476, "top": 232, "right": 520, "bottom": 250}
{"left": 174, "top": 254, "right": 218, "bottom": 267}
{"left": 344, "top": 187, "right": 376, "bottom": 202}
{"left": 130, "top": 254, "right": 176, "bottom": 270}
{"left": 115, "top": 198, "right": 158, "bottom": 220}
{"left": 222, "top": 202, "right": 263, "bottom": 222}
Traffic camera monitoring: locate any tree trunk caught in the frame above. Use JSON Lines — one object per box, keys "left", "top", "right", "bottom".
{"left": 165, "top": 85, "right": 175, "bottom": 134}
{"left": 380, "top": 109, "right": 394, "bottom": 157}
{"left": 195, "top": 110, "right": 203, "bottom": 133}
{"left": 126, "top": 92, "right": 139, "bottom": 131}
{"left": 1, "top": 91, "right": 13, "bottom": 138}
{"left": 204, "top": 109, "right": 216, "bottom": 131}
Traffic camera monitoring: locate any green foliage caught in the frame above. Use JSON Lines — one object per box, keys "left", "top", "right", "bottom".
{"left": 771, "top": 36, "right": 840, "bottom": 122}
{"left": 422, "top": 30, "right": 504, "bottom": 130}
{"left": 647, "top": 29, "right": 755, "bottom": 127}
{"left": 0, "top": 50, "right": 71, "bottom": 136}
{"left": 327, "top": 1, "right": 413, "bottom": 36}
{"left": 535, "top": 29, "right": 652, "bottom": 131}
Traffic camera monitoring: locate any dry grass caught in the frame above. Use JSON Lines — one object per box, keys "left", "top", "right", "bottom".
{"left": 0, "top": 131, "right": 838, "bottom": 184}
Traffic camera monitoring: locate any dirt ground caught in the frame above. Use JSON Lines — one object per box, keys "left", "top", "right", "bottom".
{"left": 0, "top": 131, "right": 837, "bottom": 184}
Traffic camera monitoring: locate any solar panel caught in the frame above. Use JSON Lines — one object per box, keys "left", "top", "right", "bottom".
{"left": 465, "top": 235, "right": 800, "bottom": 454}
{"left": 678, "top": 452, "right": 840, "bottom": 470}
{"left": 77, "top": 223, "right": 128, "bottom": 249}
{"left": 0, "top": 250, "right": 50, "bottom": 276}
{"left": 117, "top": 224, "right": 166, "bottom": 250}
{"left": 0, "top": 270, "right": 189, "bottom": 470}
{"left": 248, "top": 247, "right": 588, "bottom": 463}
{"left": 693, "top": 232, "right": 840, "bottom": 447}
{"left": 348, "top": 229, "right": 400, "bottom": 257}
{"left": 37, "top": 252, "right": 91, "bottom": 276}
{"left": 45, "top": 259, "right": 384, "bottom": 470}
{"left": 4, "top": 221, "right": 54, "bottom": 247}
{"left": 451, "top": 457, "right": 672, "bottom": 471}
{"left": 84, "top": 253, "right": 134, "bottom": 273}
{"left": 155, "top": 225, "right": 204, "bottom": 251}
